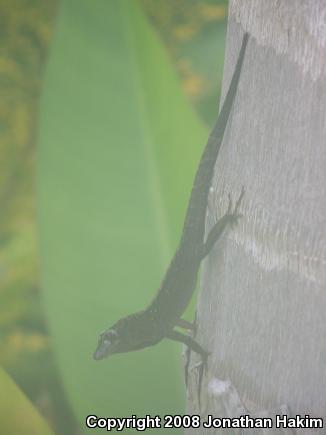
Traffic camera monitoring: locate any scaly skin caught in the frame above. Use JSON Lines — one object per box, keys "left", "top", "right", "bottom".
{"left": 93, "top": 32, "right": 249, "bottom": 403}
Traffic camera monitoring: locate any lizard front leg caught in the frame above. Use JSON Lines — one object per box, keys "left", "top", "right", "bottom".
{"left": 200, "top": 187, "right": 244, "bottom": 259}
{"left": 167, "top": 329, "right": 209, "bottom": 407}
{"left": 176, "top": 318, "right": 195, "bottom": 331}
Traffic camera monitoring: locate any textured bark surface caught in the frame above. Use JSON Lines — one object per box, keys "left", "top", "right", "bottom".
{"left": 186, "top": 1, "right": 326, "bottom": 433}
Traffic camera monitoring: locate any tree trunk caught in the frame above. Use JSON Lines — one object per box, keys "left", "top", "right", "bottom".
{"left": 186, "top": 1, "right": 326, "bottom": 433}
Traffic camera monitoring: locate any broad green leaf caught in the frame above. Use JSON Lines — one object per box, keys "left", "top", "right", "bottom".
{"left": 38, "top": 0, "right": 207, "bottom": 431}
{"left": 0, "top": 366, "right": 54, "bottom": 435}
{"left": 141, "top": 0, "right": 228, "bottom": 125}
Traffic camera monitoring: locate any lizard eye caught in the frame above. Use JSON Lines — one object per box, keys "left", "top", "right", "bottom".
{"left": 102, "top": 329, "right": 118, "bottom": 344}
{"left": 109, "top": 329, "right": 118, "bottom": 338}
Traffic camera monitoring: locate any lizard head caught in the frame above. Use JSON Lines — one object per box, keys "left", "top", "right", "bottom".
{"left": 93, "top": 311, "right": 162, "bottom": 360}
{"left": 93, "top": 328, "right": 120, "bottom": 360}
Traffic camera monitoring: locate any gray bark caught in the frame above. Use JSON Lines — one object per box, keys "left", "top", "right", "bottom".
{"left": 186, "top": 1, "right": 326, "bottom": 433}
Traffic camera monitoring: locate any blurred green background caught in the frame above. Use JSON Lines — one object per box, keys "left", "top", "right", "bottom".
{"left": 0, "top": 1, "right": 227, "bottom": 433}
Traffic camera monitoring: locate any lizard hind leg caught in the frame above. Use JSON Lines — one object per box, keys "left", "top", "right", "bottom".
{"left": 166, "top": 328, "right": 209, "bottom": 408}
{"left": 201, "top": 186, "right": 245, "bottom": 259}
{"left": 190, "top": 352, "right": 209, "bottom": 408}
{"left": 176, "top": 312, "right": 199, "bottom": 385}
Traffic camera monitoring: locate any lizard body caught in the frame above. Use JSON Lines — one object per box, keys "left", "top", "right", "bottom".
{"left": 94, "top": 33, "right": 249, "bottom": 391}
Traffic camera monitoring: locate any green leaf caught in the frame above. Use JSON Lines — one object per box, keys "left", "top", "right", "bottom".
{"left": 38, "top": 0, "right": 207, "bottom": 431}
{"left": 140, "top": 0, "right": 228, "bottom": 125}
{"left": 0, "top": 366, "right": 54, "bottom": 435}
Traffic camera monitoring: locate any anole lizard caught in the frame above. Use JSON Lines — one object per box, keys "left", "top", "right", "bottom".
{"left": 94, "top": 32, "right": 248, "bottom": 401}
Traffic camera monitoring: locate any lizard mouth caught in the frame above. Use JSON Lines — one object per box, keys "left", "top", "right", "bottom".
{"left": 93, "top": 348, "right": 105, "bottom": 360}
{"left": 93, "top": 338, "right": 118, "bottom": 360}
{"left": 93, "top": 328, "right": 119, "bottom": 360}
{"left": 93, "top": 343, "right": 112, "bottom": 360}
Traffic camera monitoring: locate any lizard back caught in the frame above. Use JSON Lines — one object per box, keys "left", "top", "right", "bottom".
{"left": 148, "top": 33, "right": 249, "bottom": 326}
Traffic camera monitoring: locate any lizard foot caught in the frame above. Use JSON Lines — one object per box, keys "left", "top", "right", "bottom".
{"left": 169, "top": 317, "right": 208, "bottom": 408}
{"left": 190, "top": 351, "right": 209, "bottom": 409}
{"left": 183, "top": 311, "right": 198, "bottom": 386}
{"left": 225, "top": 186, "right": 245, "bottom": 228}
{"left": 184, "top": 345, "right": 191, "bottom": 387}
